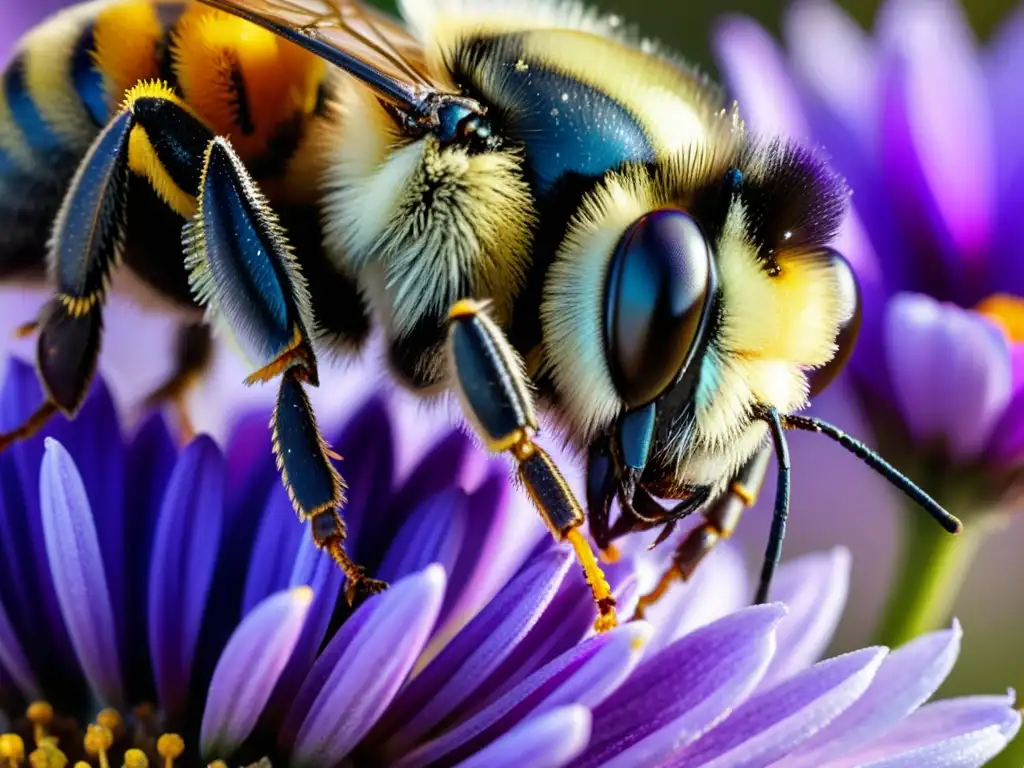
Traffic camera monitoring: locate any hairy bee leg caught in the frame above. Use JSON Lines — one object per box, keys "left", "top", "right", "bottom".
{"left": 142, "top": 322, "right": 213, "bottom": 443}
{"left": 447, "top": 299, "right": 617, "bottom": 632}
{"left": 275, "top": 370, "right": 387, "bottom": 604}
{"left": 0, "top": 108, "right": 135, "bottom": 450}
{"left": 632, "top": 445, "right": 772, "bottom": 621}
{"left": 184, "top": 136, "right": 382, "bottom": 600}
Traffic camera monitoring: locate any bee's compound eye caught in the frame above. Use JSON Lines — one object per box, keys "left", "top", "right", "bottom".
{"left": 604, "top": 209, "right": 712, "bottom": 408}
{"left": 809, "top": 248, "right": 862, "bottom": 396}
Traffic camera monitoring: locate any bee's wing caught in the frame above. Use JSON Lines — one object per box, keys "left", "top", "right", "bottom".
{"left": 199, "top": 0, "right": 448, "bottom": 118}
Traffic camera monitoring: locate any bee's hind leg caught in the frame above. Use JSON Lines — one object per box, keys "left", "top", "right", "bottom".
{"left": 184, "top": 134, "right": 383, "bottom": 603}
{"left": 446, "top": 299, "right": 618, "bottom": 632}
{"left": 632, "top": 445, "right": 772, "bottom": 620}
{"left": 141, "top": 322, "right": 213, "bottom": 444}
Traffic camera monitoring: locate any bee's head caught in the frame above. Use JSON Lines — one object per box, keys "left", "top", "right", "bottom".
{"left": 542, "top": 135, "right": 859, "bottom": 479}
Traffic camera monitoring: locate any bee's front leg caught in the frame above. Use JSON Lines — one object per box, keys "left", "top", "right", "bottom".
{"left": 184, "top": 136, "right": 383, "bottom": 604}
{"left": 632, "top": 444, "right": 772, "bottom": 621}
{"left": 446, "top": 299, "right": 618, "bottom": 632}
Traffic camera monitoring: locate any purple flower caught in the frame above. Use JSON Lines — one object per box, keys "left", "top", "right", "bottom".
{"left": 0, "top": 360, "right": 1017, "bottom": 766}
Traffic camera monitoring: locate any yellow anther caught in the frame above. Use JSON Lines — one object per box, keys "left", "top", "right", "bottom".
{"left": 73, "top": 764, "right": 89, "bottom": 768}
{"left": 26, "top": 703, "right": 54, "bottom": 748}
{"left": 84, "top": 725, "right": 113, "bottom": 756}
{"left": 27, "top": 740, "right": 66, "bottom": 768}
{"left": 123, "top": 749, "right": 149, "bottom": 768}
{"left": 0, "top": 733, "right": 26, "bottom": 763}
{"left": 976, "top": 293, "right": 1024, "bottom": 343}
{"left": 206, "top": 762, "right": 228, "bottom": 768}
{"left": 599, "top": 544, "right": 621, "bottom": 564}
{"left": 96, "top": 709, "right": 123, "bottom": 736}
{"left": 156, "top": 734, "right": 185, "bottom": 766}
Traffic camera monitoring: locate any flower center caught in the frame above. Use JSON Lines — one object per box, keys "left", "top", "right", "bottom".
{"left": 975, "top": 293, "right": 1024, "bottom": 342}
{"left": 0, "top": 701, "right": 190, "bottom": 768}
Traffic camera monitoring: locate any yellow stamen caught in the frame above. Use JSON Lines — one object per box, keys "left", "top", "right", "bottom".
{"left": 0, "top": 734, "right": 26, "bottom": 765}
{"left": 976, "top": 293, "right": 1024, "bottom": 343}
{"left": 123, "top": 749, "right": 149, "bottom": 768}
{"left": 566, "top": 528, "right": 618, "bottom": 632}
{"left": 96, "top": 710, "right": 123, "bottom": 739}
{"left": 207, "top": 762, "right": 228, "bottom": 768}
{"left": 599, "top": 544, "right": 621, "bottom": 564}
{"left": 27, "top": 740, "right": 66, "bottom": 768}
{"left": 156, "top": 734, "right": 184, "bottom": 768}
{"left": 26, "top": 703, "right": 54, "bottom": 748}
{"left": 84, "top": 725, "right": 113, "bottom": 768}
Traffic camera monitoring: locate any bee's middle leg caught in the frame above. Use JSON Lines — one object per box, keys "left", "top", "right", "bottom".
{"left": 446, "top": 299, "right": 618, "bottom": 632}
{"left": 141, "top": 322, "right": 213, "bottom": 444}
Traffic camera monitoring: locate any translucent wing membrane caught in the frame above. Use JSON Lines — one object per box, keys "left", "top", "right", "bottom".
{"left": 197, "top": 0, "right": 454, "bottom": 121}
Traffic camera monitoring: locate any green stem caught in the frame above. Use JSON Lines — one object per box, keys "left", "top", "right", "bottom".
{"left": 876, "top": 502, "right": 1001, "bottom": 648}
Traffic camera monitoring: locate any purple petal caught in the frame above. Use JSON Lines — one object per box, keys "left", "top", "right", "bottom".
{"left": 438, "top": 464, "right": 516, "bottom": 629}
{"left": 148, "top": 437, "right": 225, "bottom": 717}
{"left": 241, "top": 485, "right": 305, "bottom": 615}
{"left": 359, "top": 428, "right": 473, "bottom": 562}
{"left": 876, "top": 0, "right": 994, "bottom": 290}
{"left": 713, "top": 15, "right": 810, "bottom": 137}
{"left": 393, "top": 621, "right": 650, "bottom": 768}
{"left": 377, "top": 488, "right": 468, "bottom": 582}
{"left": 454, "top": 706, "right": 592, "bottom": 768}
{"left": 759, "top": 548, "right": 850, "bottom": 689}
{"left": 641, "top": 540, "right": 749, "bottom": 657}
{"left": 0, "top": 595, "right": 40, "bottom": 700}
{"left": 376, "top": 549, "right": 573, "bottom": 755}
{"left": 200, "top": 587, "right": 313, "bottom": 758}
{"left": 573, "top": 604, "right": 784, "bottom": 768}
{"left": 885, "top": 294, "right": 1011, "bottom": 461}
{"left": 783, "top": 0, "right": 878, "bottom": 144}
{"left": 289, "top": 566, "right": 446, "bottom": 767}
{"left": 666, "top": 647, "right": 886, "bottom": 767}
{"left": 826, "top": 692, "right": 1021, "bottom": 768}
{"left": 39, "top": 438, "right": 123, "bottom": 706}
{"left": 123, "top": 414, "right": 177, "bottom": 700}
{"left": 781, "top": 621, "right": 961, "bottom": 767}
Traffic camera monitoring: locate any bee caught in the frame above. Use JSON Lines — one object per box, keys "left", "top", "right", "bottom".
{"left": 0, "top": 0, "right": 961, "bottom": 629}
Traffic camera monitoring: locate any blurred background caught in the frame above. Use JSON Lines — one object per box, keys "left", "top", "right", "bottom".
{"left": 2, "top": 0, "right": 1024, "bottom": 764}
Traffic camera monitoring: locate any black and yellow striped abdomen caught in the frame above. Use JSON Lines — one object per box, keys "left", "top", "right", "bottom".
{"left": 0, "top": 0, "right": 327, "bottom": 302}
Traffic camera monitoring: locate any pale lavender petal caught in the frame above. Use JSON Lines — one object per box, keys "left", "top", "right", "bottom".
{"left": 783, "top": 0, "right": 878, "bottom": 144}
{"left": 454, "top": 706, "right": 592, "bottom": 768}
{"left": 148, "top": 437, "right": 225, "bottom": 717}
{"left": 759, "top": 548, "right": 850, "bottom": 689}
{"left": 666, "top": 648, "right": 887, "bottom": 768}
{"left": 885, "top": 294, "right": 1011, "bottom": 461}
{"left": 290, "top": 566, "right": 445, "bottom": 768}
{"left": 0, "top": 596, "right": 40, "bottom": 700}
{"left": 573, "top": 604, "right": 784, "bottom": 768}
{"left": 39, "top": 438, "right": 123, "bottom": 707}
{"left": 641, "top": 540, "right": 749, "bottom": 657}
{"left": 377, "top": 549, "right": 573, "bottom": 754}
{"left": 779, "top": 620, "right": 960, "bottom": 767}
{"left": 394, "top": 622, "right": 651, "bottom": 768}
{"left": 876, "top": 0, "right": 994, "bottom": 266}
{"left": 200, "top": 587, "right": 313, "bottom": 758}
{"left": 712, "top": 15, "right": 810, "bottom": 137}
{"left": 826, "top": 692, "right": 1021, "bottom": 768}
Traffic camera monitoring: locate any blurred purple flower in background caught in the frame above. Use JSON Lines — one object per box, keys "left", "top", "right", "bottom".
{"left": 0, "top": 361, "right": 1018, "bottom": 766}
{"left": 714, "top": 0, "right": 1024, "bottom": 676}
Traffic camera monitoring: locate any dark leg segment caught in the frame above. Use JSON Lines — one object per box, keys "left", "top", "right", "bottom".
{"left": 185, "top": 135, "right": 380, "bottom": 602}
{"left": 448, "top": 299, "right": 617, "bottom": 631}
{"left": 755, "top": 407, "right": 791, "bottom": 604}
{"left": 633, "top": 444, "right": 772, "bottom": 620}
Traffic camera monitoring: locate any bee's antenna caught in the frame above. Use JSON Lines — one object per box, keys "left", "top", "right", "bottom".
{"left": 784, "top": 414, "right": 963, "bottom": 535}
{"left": 755, "top": 407, "right": 791, "bottom": 605}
